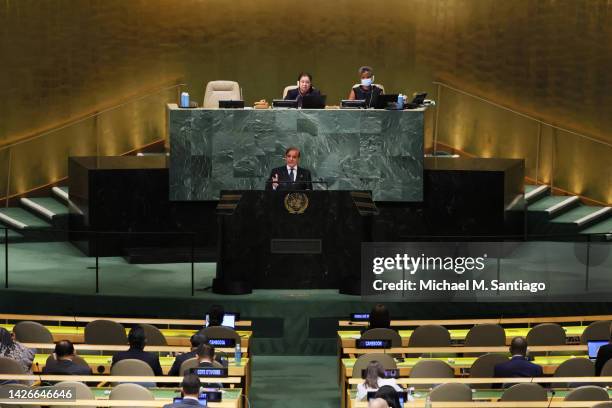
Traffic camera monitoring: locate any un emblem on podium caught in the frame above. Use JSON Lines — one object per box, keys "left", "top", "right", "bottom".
{"left": 284, "top": 192, "right": 309, "bottom": 214}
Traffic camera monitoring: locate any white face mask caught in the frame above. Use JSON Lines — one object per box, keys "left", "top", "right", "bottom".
{"left": 361, "top": 78, "right": 373, "bottom": 87}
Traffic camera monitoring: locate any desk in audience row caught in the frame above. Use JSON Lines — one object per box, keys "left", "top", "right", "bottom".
{"left": 338, "top": 314, "right": 612, "bottom": 328}
{"left": 1, "top": 324, "right": 252, "bottom": 348}
{"left": 0, "top": 313, "right": 251, "bottom": 327}
{"left": 338, "top": 327, "right": 586, "bottom": 348}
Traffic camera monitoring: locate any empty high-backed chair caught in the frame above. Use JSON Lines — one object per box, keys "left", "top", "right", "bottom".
{"left": 500, "top": 383, "right": 547, "bottom": 401}
{"left": 109, "top": 383, "right": 154, "bottom": 408}
{"left": 110, "top": 359, "right": 155, "bottom": 387}
{"left": 84, "top": 320, "right": 127, "bottom": 345}
{"left": 464, "top": 324, "right": 506, "bottom": 353}
{"left": 581, "top": 321, "right": 611, "bottom": 344}
{"left": 0, "top": 356, "right": 26, "bottom": 375}
{"left": 410, "top": 360, "right": 454, "bottom": 388}
{"left": 361, "top": 328, "right": 402, "bottom": 347}
{"left": 351, "top": 353, "right": 396, "bottom": 378}
{"left": 469, "top": 353, "right": 509, "bottom": 389}
{"left": 526, "top": 323, "right": 566, "bottom": 355}
{"left": 110, "top": 359, "right": 154, "bottom": 377}
{"left": 51, "top": 381, "right": 94, "bottom": 408}
{"left": 429, "top": 383, "right": 473, "bottom": 402}
{"left": 283, "top": 84, "right": 298, "bottom": 98}
{"left": 564, "top": 385, "right": 609, "bottom": 401}
{"left": 139, "top": 324, "right": 167, "bottom": 346}
{"left": 408, "top": 325, "right": 451, "bottom": 347}
{"left": 554, "top": 357, "right": 594, "bottom": 387}
{"left": 13, "top": 321, "right": 53, "bottom": 343}
{"left": 203, "top": 81, "right": 241, "bottom": 108}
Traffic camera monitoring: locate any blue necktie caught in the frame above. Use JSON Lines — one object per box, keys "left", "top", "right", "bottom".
{"left": 289, "top": 168, "right": 295, "bottom": 182}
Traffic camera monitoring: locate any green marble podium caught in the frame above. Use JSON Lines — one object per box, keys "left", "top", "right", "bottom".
{"left": 167, "top": 104, "right": 424, "bottom": 201}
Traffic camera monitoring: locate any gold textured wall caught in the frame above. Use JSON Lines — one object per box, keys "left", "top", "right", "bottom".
{"left": 1, "top": 0, "right": 610, "bottom": 202}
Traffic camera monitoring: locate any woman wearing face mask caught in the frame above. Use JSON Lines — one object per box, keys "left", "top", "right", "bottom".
{"left": 348, "top": 66, "right": 384, "bottom": 107}
{"left": 285, "top": 72, "right": 321, "bottom": 107}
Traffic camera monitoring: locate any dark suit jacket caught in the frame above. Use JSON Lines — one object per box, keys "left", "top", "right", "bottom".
{"left": 493, "top": 356, "right": 543, "bottom": 387}
{"left": 596, "top": 343, "right": 612, "bottom": 375}
{"left": 42, "top": 358, "right": 92, "bottom": 375}
{"left": 284, "top": 87, "right": 321, "bottom": 100}
{"left": 266, "top": 166, "right": 312, "bottom": 191}
{"left": 111, "top": 347, "right": 163, "bottom": 376}
{"left": 163, "top": 397, "right": 203, "bottom": 408}
{"left": 167, "top": 350, "right": 197, "bottom": 377}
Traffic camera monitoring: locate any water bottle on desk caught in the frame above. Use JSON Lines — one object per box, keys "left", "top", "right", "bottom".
{"left": 180, "top": 92, "right": 190, "bottom": 108}
{"left": 397, "top": 93, "right": 404, "bottom": 109}
{"left": 235, "top": 342, "right": 241, "bottom": 366}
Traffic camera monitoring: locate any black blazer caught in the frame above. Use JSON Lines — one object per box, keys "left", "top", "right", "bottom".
{"left": 167, "top": 350, "right": 197, "bottom": 377}
{"left": 111, "top": 347, "right": 163, "bottom": 376}
{"left": 285, "top": 87, "right": 321, "bottom": 100}
{"left": 163, "top": 398, "right": 202, "bottom": 408}
{"left": 493, "top": 356, "right": 543, "bottom": 387}
{"left": 266, "top": 166, "right": 312, "bottom": 191}
{"left": 596, "top": 343, "right": 612, "bottom": 375}
{"left": 42, "top": 359, "right": 92, "bottom": 375}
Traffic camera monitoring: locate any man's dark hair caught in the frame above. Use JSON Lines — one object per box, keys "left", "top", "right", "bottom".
{"left": 181, "top": 373, "right": 201, "bottom": 395}
{"left": 509, "top": 336, "right": 528, "bottom": 356}
{"left": 55, "top": 340, "right": 75, "bottom": 358}
{"left": 374, "top": 385, "right": 401, "bottom": 408}
{"left": 128, "top": 325, "right": 146, "bottom": 350}
{"left": 196, "top": 343, "right": 215, "bottom": 360}
{"left": 208, "top": 305, "right": 225, "bottom": 327}
{"left": 285, "top": 147, "right": 300, "bottom": 158}
{"left": 190, "top": 334, "right": 208, "bottom": 348}
{"left": 368, "top": 304, "right": 390, "bottom": 329}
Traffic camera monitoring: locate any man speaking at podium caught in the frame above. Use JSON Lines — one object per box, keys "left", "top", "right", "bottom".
{"left": 266, "top": 147, "right": 312, "bottom": 191}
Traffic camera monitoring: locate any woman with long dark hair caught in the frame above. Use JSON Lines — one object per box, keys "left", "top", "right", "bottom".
{"left": 0, "top": 327, "right": 35, "bottom": 374}
{"left": 356, "top": 361, "right": 402, "bottom": 400}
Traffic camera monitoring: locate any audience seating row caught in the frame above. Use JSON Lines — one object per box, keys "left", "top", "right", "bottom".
{"left": 340, "top": 321, "right": 611, "bottom": 350}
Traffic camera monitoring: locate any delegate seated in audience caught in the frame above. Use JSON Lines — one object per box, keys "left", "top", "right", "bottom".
{"left": 168, "top": 334, "right": 208, "bottom": 377}
{"left": 368, "top": 398, "right": 390, "bottom": 408}
{"left": 111, "top": 325, "right": 163, "bottom": 376}
{"left": 163, "top": 373, "right": 202, "bottom": 408}
{"left": 368, "top": 304, "right": 391, "bottom": 330}
{"left": 196, "top": 343, "right": 223, "bottom": 389}
{"left": 196, "top": 343, "right": 223, "bottom": 368}
{"left": 42, "top": 340, "right": 92, "bottom": 375}
{"left": 357, "top": 361, "right": 402, "bottom": 400}
{"left": 595, "top": 326, "right": 612, "bottom": 376}
{"left": 207, "top": 304, "right": 226, "bottom": 327}
{"left": 0, "top": 327, "right": 35, "bottom": 374}
{"left": 494, "top": 336, "right": 543, "bottom": 386}
{"left": 374, "top": 385, "right": 402, "bottom": 408}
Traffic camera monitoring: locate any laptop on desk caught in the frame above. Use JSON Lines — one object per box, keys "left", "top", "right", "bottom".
{"left": 301, "top": 94, "right": 327, "bottom": 109}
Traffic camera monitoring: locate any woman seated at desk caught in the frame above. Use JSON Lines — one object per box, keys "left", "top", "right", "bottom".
{"left": 348, "top": 66, "right": 384, "bottom": 108}
{"left": 357, "top": 361, "right": 402, "bottom": 400}
{"left": 285, "top": 72, "right": 321, "bottom": 107}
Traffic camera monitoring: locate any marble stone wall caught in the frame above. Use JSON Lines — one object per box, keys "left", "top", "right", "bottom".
{"left": 168, "top": 105, "right": 423, "bottom": 201}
